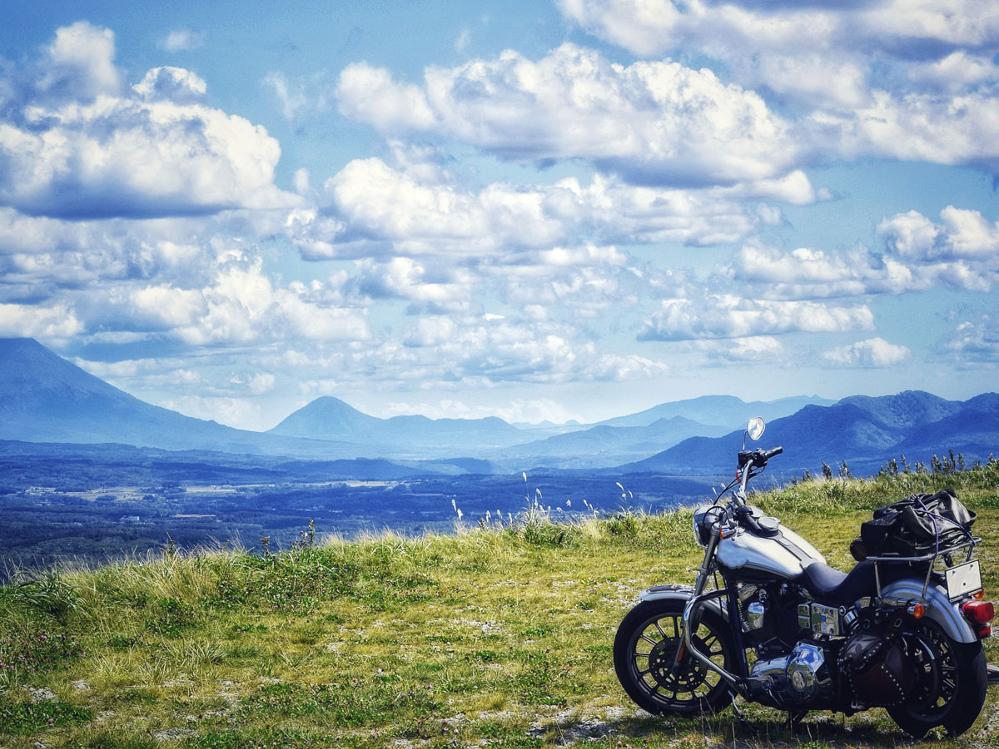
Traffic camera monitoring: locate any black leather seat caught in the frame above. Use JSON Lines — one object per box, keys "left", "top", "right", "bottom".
{"left": 798, "top": 560, "right": 877, "bottom": 606}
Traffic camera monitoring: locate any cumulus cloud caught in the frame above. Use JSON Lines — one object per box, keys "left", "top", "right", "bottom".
{"left": 822, "top": 337, "right": 911, "bottom": 367}
{"left": 638, "top": 295, "right": 874, "bottom": 341}
{"left": 727, "top": 205, "right": 999, "bottom": 299}
{"left": 396, "top": 313, "right": 669, "bottom": 384}
{"left": 557, "top": 1, "right": 999, "bottom": 102}
{"left": 0, "top": 23, "right": 295, "bottom": 220}
{"left": 79, "top": 255, "right": 370, "bottom": 346}
{"left": 879, "top": 206, "right": 999, "bottom": 261}
{"left": 0, "top": 301, "right": 83, "bottom": 339}
{"left": 554, "top": 2, "right": 999, "bottom": 174}
{"left": 133, "top": 66, "right": 207, "bottom": 101}
{"left": 337, "top": 44, "right": 798, "bottom": 187}
{"left": 286, "top": 156, "right": 801, "bottom": 260}
{"left": 38, "top": 21, "right": 121, "bottom": 100}
{"left": 944, "top": 315, "right": 999, "bottom": 365}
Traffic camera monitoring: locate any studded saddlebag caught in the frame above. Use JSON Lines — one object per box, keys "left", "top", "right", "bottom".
{"left": 838, "top": 630, "right": 915, "bottom": 707}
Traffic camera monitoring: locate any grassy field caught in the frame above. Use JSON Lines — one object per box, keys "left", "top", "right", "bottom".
{"left": 1, "top": 463, "right": 998, "bottom": 748}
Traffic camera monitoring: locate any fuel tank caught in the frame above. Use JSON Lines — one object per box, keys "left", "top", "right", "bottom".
{"left": 716, "top": 507, "right": 826, "bottom": 579}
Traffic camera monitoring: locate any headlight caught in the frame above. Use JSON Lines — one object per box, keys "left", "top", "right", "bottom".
{"left": 692, "top": 504, "right": 714, "bottom": 547}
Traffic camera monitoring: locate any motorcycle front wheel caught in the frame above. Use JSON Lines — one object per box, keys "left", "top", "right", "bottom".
{"left": 614, "top": 597, "right": 735, "bottom": 716}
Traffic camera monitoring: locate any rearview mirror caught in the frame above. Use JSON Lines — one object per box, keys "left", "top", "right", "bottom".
{"left": 746, "top": 417, "right": 765, "bottom": 441}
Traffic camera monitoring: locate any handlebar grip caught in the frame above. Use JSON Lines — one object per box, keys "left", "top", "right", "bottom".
{"left": 763, "top": 446, "right": 783, "bottom": 460}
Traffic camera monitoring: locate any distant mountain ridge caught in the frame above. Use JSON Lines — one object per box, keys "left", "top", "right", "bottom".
{"left": 620, "top": 391, "right": 999, "bottom": 475}
{"left": 597, "top": 394, "right": 832, "bottom": 428}
{"left": 269, "top": 396, "right": 526, "bottom": 454}
{"left": 0, "top": 338, "right": 366, "bottom": 458}
{"left": 1, "top": 338, "right": 991, "bottom": 476}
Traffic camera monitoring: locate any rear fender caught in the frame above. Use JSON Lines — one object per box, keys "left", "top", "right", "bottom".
{"left": 881, "top": 579, "right": 977, "bottom": 644}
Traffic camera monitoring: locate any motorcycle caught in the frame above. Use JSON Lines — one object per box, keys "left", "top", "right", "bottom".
{"left": 614, "top": 417, "right": 995, "bottom": 737}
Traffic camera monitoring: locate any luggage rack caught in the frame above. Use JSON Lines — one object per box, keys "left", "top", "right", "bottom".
{"left": 867, "top": 536, "right": 981, "bottom": 601}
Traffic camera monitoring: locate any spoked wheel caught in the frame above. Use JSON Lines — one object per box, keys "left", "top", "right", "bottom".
{"left": 614, "top": 598, "right": 734, "bottom": 716}
{"left": 887, "top": 620, "right": 987, "bottom": 738}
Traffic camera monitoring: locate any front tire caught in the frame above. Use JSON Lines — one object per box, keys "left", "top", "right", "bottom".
{"left": 613, "top": 597, "right": 735, "bottom": 716}
{"left": 887, "top": 621, "right": 987, "bottom": 738}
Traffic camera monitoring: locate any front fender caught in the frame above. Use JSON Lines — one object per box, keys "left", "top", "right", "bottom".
{"left": 882, "top": 579, "right": 976, "bottom": 644}
{"left": 639, "top": 583, "right": 729, "bottom": 621}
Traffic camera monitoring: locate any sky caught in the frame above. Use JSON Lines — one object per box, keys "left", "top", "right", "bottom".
{"left": 0, "top": 0, "right": 997, "bottom": 430}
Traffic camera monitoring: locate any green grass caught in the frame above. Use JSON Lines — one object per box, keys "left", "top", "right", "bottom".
{"left": 1, "top": 463, "right": 998, "bottom": 748}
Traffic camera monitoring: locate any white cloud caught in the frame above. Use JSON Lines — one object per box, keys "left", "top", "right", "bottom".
{"left": 728, "top": 205, "right": 999, "bottom": 299}
{"left": 822, "top": 337, "right": 911, "bottom": 368}
{"left": 639, "top": 295, "right": 874, "bottom": 341}
{"left": 0, "top": 301, "right": 83, "bottom": 339}
{"left": 287, "top": 156, "right": 791, "bottom": 260}
{"left": 879, "top": 206, "right": 999, "bottom": 260}
{"left": 160, "top": 29, "right": 206, "bottom": 52}
{"left": 337, "top": 44, "right": 798, "bottom": 187}
{"left": 133, "top": 66, "right": 207, "bottom": 101}
{"left": 691, "top": 336, "right": 785, "bottom": 364}
{"left": 0, "top": 24, "right": 296, "bottom": 220}
{"left": 79, "top": 255, "right": 370, "bottom": 346}
{"left": 337, "top": 62, "right": 436, "bottom": 132}
{"left": 557, "top": 1, "right": 999, "bottom": 103}
{"left": 908, "top": 52, "right": 999, "bottom": 92}
{"left": 38, "top": 21, "right": 120, "bottom": 100}
{"left": 944, "top": 315, "right": 999, "bottom": 364}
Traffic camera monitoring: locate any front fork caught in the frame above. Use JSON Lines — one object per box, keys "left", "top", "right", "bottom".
{"left": 677, "top": 525, "right": 742, "bottom": 689}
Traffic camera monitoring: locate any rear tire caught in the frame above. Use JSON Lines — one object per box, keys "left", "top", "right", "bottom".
{"left": 887, "top": 621, "right": 987, "bottom": 738}
{"left": 613, "top": 598, "right": 735, "bottom": 716}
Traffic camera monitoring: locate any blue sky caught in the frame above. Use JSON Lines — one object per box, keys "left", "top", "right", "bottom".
{"left": 1, "top": 0, "right": 997, "bottom": 429}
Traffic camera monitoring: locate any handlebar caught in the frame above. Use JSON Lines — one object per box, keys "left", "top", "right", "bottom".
{"left": 737, "top": 445, "right": 783, "bottom": 469}
{"left": 762, "top": 446, "right": 783, "bottom": 461}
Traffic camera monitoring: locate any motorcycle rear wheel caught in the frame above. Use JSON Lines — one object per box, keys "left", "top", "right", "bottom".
{"left": 613, "top": 598, "right": 735, "bottom": 716}
{"left": 887, "top": 620, "right": 987, "bottom": 738}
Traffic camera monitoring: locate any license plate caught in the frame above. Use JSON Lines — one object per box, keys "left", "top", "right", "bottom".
{"left": 946, "top": 560, "right": 982, "bottom": 601}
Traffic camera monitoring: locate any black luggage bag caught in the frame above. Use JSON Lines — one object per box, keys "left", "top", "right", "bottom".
{"left": 851, "top": 489, "right": 976, "bottom": 561}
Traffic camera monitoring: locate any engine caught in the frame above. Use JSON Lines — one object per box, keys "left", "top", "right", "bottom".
{"left": 749, "top": 642, "right": 834, "bottom": 706}
{"left": 742, "top": 582, "right": 919, "bottom": 709}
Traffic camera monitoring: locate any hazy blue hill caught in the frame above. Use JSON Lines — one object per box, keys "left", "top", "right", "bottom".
{"left": 493, "top": 415, "right": 730, "bottom": 469}
{"left": 270, "top": 396, "right": 527, "bottom": 452}
{"left": 0, "top": 338, "right": 358, "bottom": 457}
{"left": 268, "top": 396, "right": 382, "bottom": 439}
{"left": 897, "top": 393, "right": 999, "bottom": 455}
{"left": 619, "top": 392, "right": 999, "bottom": 475}
{"left": 597, "top": 394, "right": 832, "bottom": 429}
{"left": 838, "top": 390, "right": 962, "bottom": 429}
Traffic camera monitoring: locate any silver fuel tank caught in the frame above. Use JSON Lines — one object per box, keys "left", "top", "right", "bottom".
{"left": 716, "top": 506, "right": 826, "bottom": 579}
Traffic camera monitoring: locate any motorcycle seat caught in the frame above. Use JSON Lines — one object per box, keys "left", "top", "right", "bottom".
{"left": 798, "top": 560, "right": 877, "bottom": 606}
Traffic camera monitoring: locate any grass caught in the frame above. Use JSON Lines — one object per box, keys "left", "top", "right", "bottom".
{"left": 1, "top": 462, "right": 998, "bottom": 748}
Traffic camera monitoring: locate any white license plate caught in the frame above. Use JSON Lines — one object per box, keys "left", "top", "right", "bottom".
{"left": 946, "top": 560, "right": 982, "bottom": 601}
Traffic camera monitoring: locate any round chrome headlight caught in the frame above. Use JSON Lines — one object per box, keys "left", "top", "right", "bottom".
{"left": 692, "top": 504, "right": 714, "bottom": 547}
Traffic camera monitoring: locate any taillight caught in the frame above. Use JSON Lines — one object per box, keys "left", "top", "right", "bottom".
{"left": 961, "top": 600, "right": 995, "bottom": 638}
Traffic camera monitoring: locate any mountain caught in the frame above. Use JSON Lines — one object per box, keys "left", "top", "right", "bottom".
{"left": 491, "top": 415, "right": 730, "bottom": 470}
{"left": 598, "top": 394, "right": 832, "bottom": 429}
{"left": 269, "top": 397, "right": 528, "bottom": 455}
{"left": 0, "top": 338, "right": 358, "bottom": 457}
{"left": 0, "top": 338, "right": 525, "bottom": 460}
{"left": 620, "top": 391, "right": 998, "bottom": 475}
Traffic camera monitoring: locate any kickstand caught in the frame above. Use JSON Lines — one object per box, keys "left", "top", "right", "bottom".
{"left": 785, "top": 709, "right": 807, "bottom": 733}
{"left": 729, "top": 692, "right": 748, "bottom": 727}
